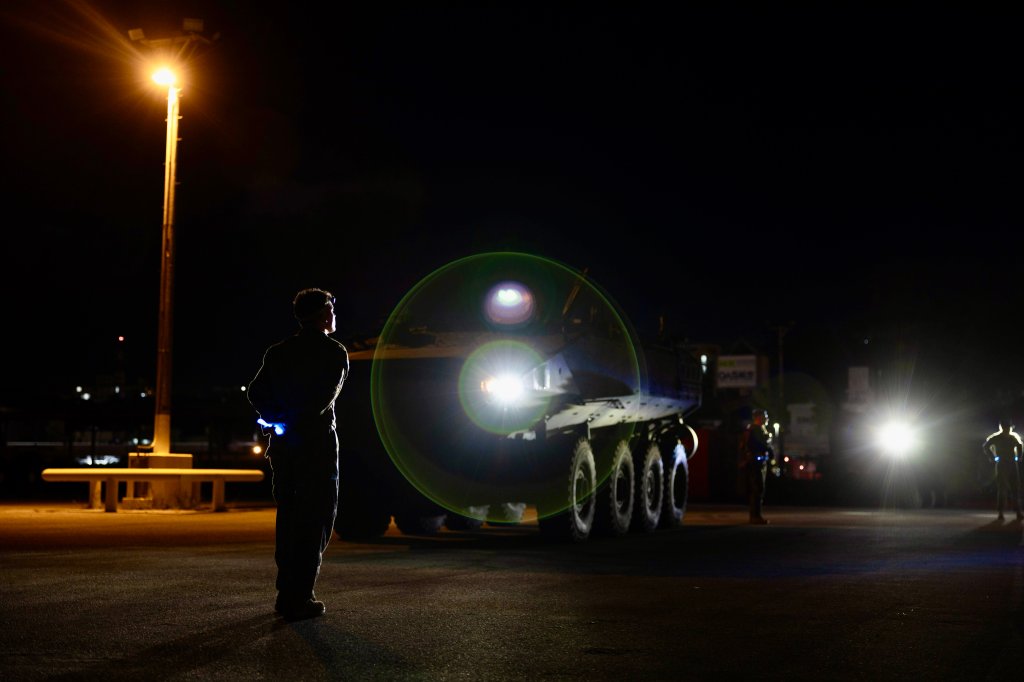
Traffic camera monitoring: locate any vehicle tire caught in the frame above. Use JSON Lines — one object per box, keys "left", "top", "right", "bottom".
{"left": 595, "top": 440, "right": 634, "bottom": 536}
{"left": 394, "top": 512, "right": 447, "bottom": 536}
{"left": 486, "top": 502, "right": 527, "bottom": 526}
{"left": 660, "top": 440, "right": 689, "bottom": 528}
{"left": 538, "top": 437, "right": 597, "bottom": 542}
{"left": 632, "top": 441, "right": 664, "bottom": 532}
{"left": 444, "top": 505, "right": 488, "bottom": 531}
{"left": 334, "top": 505, "right": 392, "bottom": 541}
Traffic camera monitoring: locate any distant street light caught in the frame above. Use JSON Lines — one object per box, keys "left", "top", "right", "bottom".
{"left": 128, "top": 19, "right": 213, "bottom": 455}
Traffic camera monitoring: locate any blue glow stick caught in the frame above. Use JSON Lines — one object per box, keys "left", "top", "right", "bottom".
{"left": 257, "top": 418, "right": 286, "bottom": 436}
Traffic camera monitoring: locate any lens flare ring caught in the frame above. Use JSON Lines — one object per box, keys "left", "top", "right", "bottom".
{"left": 370, "top": 251, "right": 641, "bottom": 521}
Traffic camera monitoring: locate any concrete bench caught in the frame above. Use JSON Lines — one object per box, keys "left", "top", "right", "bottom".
{"left": 41, "top": 468, "right": 265, "bottom": 513}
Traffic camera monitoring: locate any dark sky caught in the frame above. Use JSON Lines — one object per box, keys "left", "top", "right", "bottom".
{"left": 2, "top": 1, "right": 1023, "bottom": 412}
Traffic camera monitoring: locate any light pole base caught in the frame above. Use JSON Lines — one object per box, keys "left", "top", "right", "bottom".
{"left": 126, "top": 452, "right": 195, "bottom": 509}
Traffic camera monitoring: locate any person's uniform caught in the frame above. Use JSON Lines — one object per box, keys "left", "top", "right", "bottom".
{"left": 248, "top": 327, "right": 349, "bottom": 609}
{"left": 741, "top": 414, "right": 773, "bottom": 524}
{"left": 981, "top": 427, "right": 1023, "bottom": 521}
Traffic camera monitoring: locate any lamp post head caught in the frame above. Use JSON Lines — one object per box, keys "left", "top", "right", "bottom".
{"left": 152, "top": 68, "right": 177, "bottom": 87}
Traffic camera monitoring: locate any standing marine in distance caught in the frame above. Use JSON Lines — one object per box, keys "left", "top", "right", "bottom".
{"left": 981, "top": 419, "right": 1023, "bottom": 522}
{"left": 740, "top": 408, "right": 774, "bottom": 525}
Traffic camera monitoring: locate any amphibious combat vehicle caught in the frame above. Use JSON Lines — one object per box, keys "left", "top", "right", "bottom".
{"left": 333, "top": 253, "right": 702, "bottom": 542}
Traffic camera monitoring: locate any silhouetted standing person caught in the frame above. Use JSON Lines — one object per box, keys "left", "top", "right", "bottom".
{"left": 981, "top": 420, "right": 1023, "bottom": 521}
{"left": 248, "top": 288, "right": 350, "bottom": 620}
{"left": 741, "top": 408, "right": 773, "bottom": 525}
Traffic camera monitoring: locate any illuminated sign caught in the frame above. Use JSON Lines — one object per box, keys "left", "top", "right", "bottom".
{"left": 716, "top": 355, "right": 757, "bottom": 388}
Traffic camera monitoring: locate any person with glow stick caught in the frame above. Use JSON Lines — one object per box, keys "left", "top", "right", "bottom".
{"left": 981, "top": 419, "right": 1023, "bottom": 522}
{"left": 248, "top": 288, "right": 350, "bottom": 620}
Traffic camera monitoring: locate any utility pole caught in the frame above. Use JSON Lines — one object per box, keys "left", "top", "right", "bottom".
{"left": 770, "top": 322, "right": 792, "bottom": 469}
{"left": 771, "top": 323, "right": 791, "bottom": 408}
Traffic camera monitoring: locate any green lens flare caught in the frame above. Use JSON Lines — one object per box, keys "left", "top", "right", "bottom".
{"left": 370, "top": 251, "right": 641, "bottom": 522}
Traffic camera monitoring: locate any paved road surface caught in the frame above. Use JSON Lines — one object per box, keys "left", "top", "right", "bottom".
{"left": 1, "top": 503, "right": 1022, "bottom": 680}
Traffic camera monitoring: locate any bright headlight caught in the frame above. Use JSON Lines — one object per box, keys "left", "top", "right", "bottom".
{"left": 458, "top": 339, "right": 550, "bottom": 434}
{"left": 481, "top": 374, "right": 525, "bottom": 405}
{"left": 877, "top": 420, "right": 918, "bottom": 457}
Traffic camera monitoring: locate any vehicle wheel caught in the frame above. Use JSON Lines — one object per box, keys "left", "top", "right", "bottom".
{"left": 538, "top": 437, "right": 597, "bottom": 542}
{"left": 660, "top": 440, "right": 689, "bottom": 528}
{"left": 394, "top": 512, "right": 447, "bottom": 535}
{"left": 632, "top": 441, "right": 664, "bottom": 532}
{"left": 334, "top": 505, "right": 392, "bottom": 541}
{"left": 595, "top": 440, "right": 634, "bottom": 536}
{"left": 486, "top": 502, "right": 526, "bottom": 526}
{"left": 444, "top": 505, "right": 488, "bottom": 531}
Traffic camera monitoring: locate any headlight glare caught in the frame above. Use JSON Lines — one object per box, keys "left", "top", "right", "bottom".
{"left": 877, "top": 420, "right": 918, "bottom": 457}
{"left": 481, "top": 373, "right": 525, "bottom": 405}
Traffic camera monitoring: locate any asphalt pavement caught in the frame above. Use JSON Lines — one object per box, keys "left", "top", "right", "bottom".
{"left": 1, "top": 501, "right": 1022, "bottom": 681}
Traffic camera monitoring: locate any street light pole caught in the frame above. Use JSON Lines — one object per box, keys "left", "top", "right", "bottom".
{"left": 153, "top": 75, "right": 180, "bottom": 455}
{"left": 129, "top": 20, "right": 212, "bottom": 456}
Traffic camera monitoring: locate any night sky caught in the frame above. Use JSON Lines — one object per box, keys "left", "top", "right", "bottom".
{"left": 2, "top": 2, "right": 1022, "bottom": 419}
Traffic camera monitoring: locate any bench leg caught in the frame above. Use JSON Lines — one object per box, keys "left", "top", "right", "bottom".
{"left": 89, "top": 480, "right": 102, "bottom": 509}
{"left": 104, "top": 477, "right": 118, "bottom": 513}
{"left": 212, "top": 479, "right": 226, "bottom": 512}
